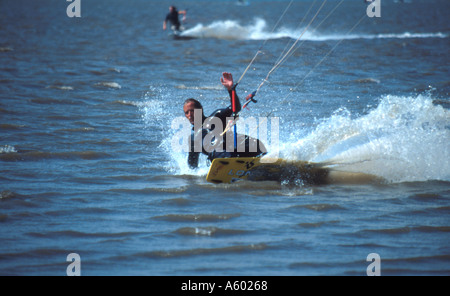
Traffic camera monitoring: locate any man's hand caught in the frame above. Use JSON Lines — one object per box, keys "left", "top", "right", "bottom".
{"left": 220, "top": 72, "right": 234, "bottom": 91}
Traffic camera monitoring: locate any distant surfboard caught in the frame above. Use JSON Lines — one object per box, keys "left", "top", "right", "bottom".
{"left": 169, "top": 28, "right": 196, "bottom": 40}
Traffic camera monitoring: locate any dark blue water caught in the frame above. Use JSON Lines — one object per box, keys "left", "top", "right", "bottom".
{"left": 0, "top": 0, "right": 449, "bottom": 276}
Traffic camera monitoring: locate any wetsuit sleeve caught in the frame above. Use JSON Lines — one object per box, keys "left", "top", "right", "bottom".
{"left": 187, "top": 128, "right": 199, "bottom": 168}
{"left": 213, "top": 90, "right": 241, "bottom": 118}
{"left": 205, "top": 90, "right": 243, "bottom": 131}
{"left": 228, "top": 89, "right": 241, "bottom": 114}
{"left": 188, "top": 151, "right": 199, "bottom": 169}
{"left": 187, "top": 128, "right": 209, "bottom": 169}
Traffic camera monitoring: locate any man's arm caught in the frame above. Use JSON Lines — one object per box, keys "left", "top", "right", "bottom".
{"left": 178, "top": 10, "right": 187, "bottom": 22}
{"left": 221, "top": 72, "right": 241, "bottom": 113}
{"left": 227, "top": 89, "right": 241, "bottom": 113}
{"left": 187, "top": 128, "right": 208, "bottom": 168}
{"left": 188, "top": 151, "right": 199, "bottom": 169}
{"left": 163, "top": 11, "right": 169, "bottom": 30}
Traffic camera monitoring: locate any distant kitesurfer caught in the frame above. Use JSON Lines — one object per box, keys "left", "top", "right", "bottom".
{"left": 163, "top": 5, "right": 187, "bottom": 32}
{"left": 183, "top": 72, "right": 266, "bottom": 169}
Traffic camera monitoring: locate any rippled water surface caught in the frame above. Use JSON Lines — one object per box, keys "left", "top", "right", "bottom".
{"left": 0, "top": 0, "right": 449, "bottom": 275}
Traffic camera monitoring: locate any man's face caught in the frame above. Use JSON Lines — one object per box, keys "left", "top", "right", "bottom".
{"left": 183, "top": 101, "right": 197, "bottom": 125}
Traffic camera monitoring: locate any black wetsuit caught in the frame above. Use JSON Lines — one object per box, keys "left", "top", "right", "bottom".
{"left": 188, "top": 90, "right": 266, "bottom": 169}
{"left": 165, "top": 10, "right": 181, "bottom": 31}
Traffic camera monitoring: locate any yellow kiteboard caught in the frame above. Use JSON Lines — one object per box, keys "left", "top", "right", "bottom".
{"left": 206, "top": 157, "right": 329, "bottom": 184}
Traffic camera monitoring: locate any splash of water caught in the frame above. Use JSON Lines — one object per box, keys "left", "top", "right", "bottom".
{"left": 265, "top": 94, "right": 449, "bottom": 183}
{"left": 181, "top": 18, "right": 268, "bottom": 40}
{"left": 181, "top": 18, "right": 448, "bottom": 41}
{"left": 0, "top": 145, "right": 17, "bottom": 154}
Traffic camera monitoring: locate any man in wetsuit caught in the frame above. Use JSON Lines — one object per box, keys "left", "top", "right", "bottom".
{"left": 163, "top": 6, "right": 186, "bottom": 32}
{"left": 183, "top": 72, "right": 266, "bottom": 169}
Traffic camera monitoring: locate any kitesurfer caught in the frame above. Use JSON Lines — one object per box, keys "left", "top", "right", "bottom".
{"left": 183, "top": 72, "right": 266, "bottom": 169}
{"left": 163, "top": 6, "right": 187, "bottom": 32}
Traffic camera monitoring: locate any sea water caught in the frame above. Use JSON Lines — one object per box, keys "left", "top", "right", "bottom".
{"left": 0, "top": 0, "right": 449, "bottom": 276}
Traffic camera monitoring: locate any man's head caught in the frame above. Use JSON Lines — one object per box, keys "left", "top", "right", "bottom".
{"left": 183, "top": 98, "right": 203, "bottom": 125}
